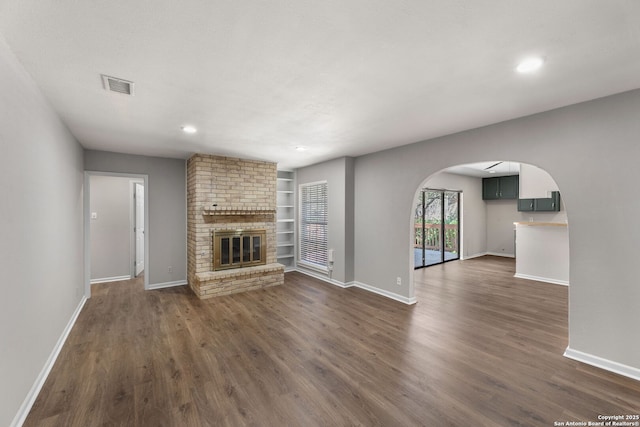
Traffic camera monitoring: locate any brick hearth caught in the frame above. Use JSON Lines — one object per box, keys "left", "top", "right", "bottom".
{"left": 187, "top": 154, "right": 284, "bottom": 299}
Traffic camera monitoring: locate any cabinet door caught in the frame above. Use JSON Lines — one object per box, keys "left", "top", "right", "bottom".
{"left": 499, "top": 175, "right": 519, "bottom": 199}
{"left": 482, "top": 177, "right": 500, "bottom": 200}
{"left": 534, "top": 191, "right": 561, "bottom": 211}
{"left": 518, "top": 198, "right": 535, "bottom": 212}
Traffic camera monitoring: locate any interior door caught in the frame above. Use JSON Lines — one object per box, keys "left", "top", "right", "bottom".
{"left": 134, "top": 183, "right": 145, "bottom": 276}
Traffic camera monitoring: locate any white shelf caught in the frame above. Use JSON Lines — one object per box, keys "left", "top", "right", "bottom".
{"left": 276, "top": 170, "right": 296, "bottom": 270}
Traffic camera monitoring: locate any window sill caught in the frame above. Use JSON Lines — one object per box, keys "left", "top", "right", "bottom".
{"left": 297, "top": 261, "right": 329, "bottom": 274}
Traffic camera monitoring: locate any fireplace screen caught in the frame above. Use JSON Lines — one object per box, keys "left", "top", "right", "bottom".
{"left": 213, "top": 229, "right": 266, "bottom": 271}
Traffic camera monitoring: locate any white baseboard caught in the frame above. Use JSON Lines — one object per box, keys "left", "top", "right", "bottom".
{"left": 514, "top": 273, "right": 569, "bottom": 286}
{"left": 294, "top": 267, "right": 351, "bottom": 288}
{"left": 294, "top": 268, "right": 416, "bottom": 305}
{"left": 352, "top": 281, "right": 417, "bottom": 305}
{"left": 463, "top": 252, "right": 515, "bottom": 260}
{"left": 147, "top": 280, "right": 187, "bottom": 290}
{"left": 486, "top": 252, "right": 515, "bottom": 258}
{"left": 564, "top": 347, "right": 640, "bottom": 382}
{"left": 11, "top": 296, "right": 87, "bottom": 427}
{"left": 90, "top": 275, "right": 131, "bottom": 284}
{"left": 462, "top": 252, "right": 487, "bottom": 260}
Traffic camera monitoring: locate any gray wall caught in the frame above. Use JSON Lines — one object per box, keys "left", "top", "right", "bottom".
{"left": 0, "top": 36, "right": 84, "bottom": 427}
{"left": 486, "top": 166, "right": 567, "bottom": 257}
{"left": 486, "top": 198, "right": 568, "bottom": 257}
{"left": 354, "top": 89, "right": 640, "bottom": 370}
{"left": 421, "top": 172, "right": 486, "bottom": 259}
{"left": 296, "top": 157, "right": 355, "bottom": 283}
{"left": 485, "top": 200, "right": 518, "bottom": 257}
{"left": 84, "top": 151, "right": 186, "bottom": 287}
{"left": 90, "top": 176, "right": 136, "bottom": 281}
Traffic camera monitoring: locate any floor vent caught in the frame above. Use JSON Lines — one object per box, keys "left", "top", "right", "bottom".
{"left": 101, "top": 75, "right": 135, "bottom": 95}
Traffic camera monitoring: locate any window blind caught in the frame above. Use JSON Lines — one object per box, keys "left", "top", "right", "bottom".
{"left": 299, "top": 181, "right": 328, "bottom": 269}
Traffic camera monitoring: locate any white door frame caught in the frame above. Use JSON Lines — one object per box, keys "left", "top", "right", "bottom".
{"left": 84, "top": 171, "right": 150, "bottom": 298}
{"left": 131, "top": 181, "right": 145, "bottom": 277}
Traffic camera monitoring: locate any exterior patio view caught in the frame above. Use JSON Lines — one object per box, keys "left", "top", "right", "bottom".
{"left": 415, "top": 190, "right": 460, "bottom": 268}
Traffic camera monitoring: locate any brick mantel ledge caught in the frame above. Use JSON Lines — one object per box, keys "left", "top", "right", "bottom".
{"left": 202, "top": 206, "right": 277, "bottom": 216}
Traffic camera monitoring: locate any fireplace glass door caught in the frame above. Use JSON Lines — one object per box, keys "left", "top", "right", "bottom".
{"left": 213, "top": 230, "right": 266, "bottom": 271}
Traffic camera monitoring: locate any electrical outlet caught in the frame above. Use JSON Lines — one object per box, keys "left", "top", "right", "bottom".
{"left": 396, "top": 277, "right": 402, "bottom": 286}
{"left": 168, "top": 266, "right": 173, "bottom": 273}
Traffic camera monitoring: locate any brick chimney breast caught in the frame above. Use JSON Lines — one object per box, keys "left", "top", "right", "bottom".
{"left": 187, "top": 154, "right": 284, "bottom": 299}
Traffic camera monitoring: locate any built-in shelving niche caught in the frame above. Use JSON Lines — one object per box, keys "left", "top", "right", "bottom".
{"left": 276, "top": 170, "right": 296, "bottom": 271}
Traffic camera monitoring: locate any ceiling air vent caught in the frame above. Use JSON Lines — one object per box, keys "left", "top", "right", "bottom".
{"left": 101, "top": 75, "right": 135, "bottom": 95}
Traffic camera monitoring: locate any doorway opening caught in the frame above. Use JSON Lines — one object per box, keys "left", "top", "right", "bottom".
{"left": 133, "top": 181, "right": 145, "bottom": 277}
{"left": 414, "top": 189, "right": 460, "bottom": 268}
{"left": 83, "top": 172, "right": 149, "bottom": 298}
{"left": 409, "top": 161, "right": 569, "bottom": 296}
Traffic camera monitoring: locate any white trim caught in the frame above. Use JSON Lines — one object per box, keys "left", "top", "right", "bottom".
{"left": 352, "top": 281, "right": 417, "bottom": 305}
{"left": 297, "top": 260, "right": 329, "bottom": 274}
{"left": 148, "top": 280, "right": 188, "bottom": 290}
{"left": 83, "top": 172, "right": 91, "bottom": 298}
{"left": 130, "top": 179, "right": 145, "bottom": 278}
{"left": 564, "top": 347, "right": 640, "bottom": 382}
{"left": 129, "top": 181, "right": 135, "bottom": 278}
{"left": 461, "top": 252, "right": 488, "bottom": 260}
{"left": 514, "top": 273, "right": 569, "bottom": 286}
{"left": 295, "top": 267, "right": 351, "bottom": 288}
{"left": 486, "top": 252, "right": 515, "bottom": 258}
{"left": 90, "top": 275, "right": 131, "bottom": 284}
{"left": 84, "top": 171, "right": 150, "bottom": 298}
{"left": 11, "top": 296, "right": 87, "bottom": 427}
{"left": 294, "top": 268, "right": 417, "bottom": 305}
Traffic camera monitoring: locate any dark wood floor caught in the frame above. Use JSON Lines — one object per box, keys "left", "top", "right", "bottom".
{"left": 25, "top": 256, "right": 640, "bottom": 426}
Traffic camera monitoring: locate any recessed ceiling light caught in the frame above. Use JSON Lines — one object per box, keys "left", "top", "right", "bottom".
{"left": 295, "top": 146, "right": 307, "bottom": 152}
{"left": 488, "top": 170, "right": 497, "bottom": 174}
{"left": 516, "top": 57, "right": 544, "bottom": 73}
{"left": 182, "top": 125, "right": 197, "bottom": 134}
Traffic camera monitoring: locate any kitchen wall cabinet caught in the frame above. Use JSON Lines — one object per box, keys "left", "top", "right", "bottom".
{"left": 517, "top": 191, "right": 560, "bottom": 212}
{"left": 482, "top": 175, "right": 519, "bottom": 200}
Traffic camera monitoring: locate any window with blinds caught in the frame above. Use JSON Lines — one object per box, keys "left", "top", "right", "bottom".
{"left": 299, "top": 181, "right": 328, "bottom": 270}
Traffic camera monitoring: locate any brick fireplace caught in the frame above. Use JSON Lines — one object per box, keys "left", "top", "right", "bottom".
{"left": 187, "top": 154, "right": 284, "bottom": 299}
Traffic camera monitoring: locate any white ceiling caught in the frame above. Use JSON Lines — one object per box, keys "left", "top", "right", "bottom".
{"left": 1, "top": 1, "right": 639, "bottom": 170}
{"left": 446, "top": 161, "right": 520, "bottom": 178}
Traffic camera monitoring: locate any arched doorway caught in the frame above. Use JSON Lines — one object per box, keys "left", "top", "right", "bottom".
{"left": 410, "top": 160, "right": 569, "bottom": 295}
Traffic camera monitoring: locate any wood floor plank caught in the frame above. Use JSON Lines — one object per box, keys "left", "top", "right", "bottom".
{"left": 23, "top": 257, "right": 640, "bottom": 426}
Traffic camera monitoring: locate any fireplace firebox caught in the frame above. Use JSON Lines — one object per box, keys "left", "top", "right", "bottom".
{"left": 212, "top": 229, "right": 266, "bottom": 271}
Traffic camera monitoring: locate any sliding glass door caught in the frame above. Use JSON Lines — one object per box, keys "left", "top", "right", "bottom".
{"left": 414, "top": 189, "right": 460, "bottom": 268}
